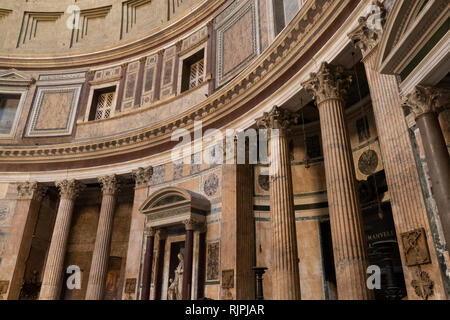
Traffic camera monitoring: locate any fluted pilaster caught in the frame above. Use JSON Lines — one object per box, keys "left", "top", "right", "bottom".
{"left": 256, "top": 106, "right": 301, "bottom": 300}
{"left": 303, "top": 63, "right": 372, "bottom": 300}
{"left": 39, "top": 179, "right": 85, "bottom": 300}
{"left": 349, "top": 3, "right": 448, "bottom": 298}
{"left": 122, "top": 166, "right": 153, "bottom": 299}
{"left": 85, "top": 175, "right": 120, "bottom": 300}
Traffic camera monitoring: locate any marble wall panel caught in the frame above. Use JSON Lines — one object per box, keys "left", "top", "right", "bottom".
{"left": 215, "top": 0, "right": 258, "bottom": 87}
{"left": 26, "top": 85, "right": 82, "bottom": 137}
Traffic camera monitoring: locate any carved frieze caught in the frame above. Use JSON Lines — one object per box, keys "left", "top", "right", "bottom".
{"left": 206, "top": 241, "right": 219, "bottom": 281}
{"left": 401, "top": 228, "right": 431, "bottom": 266}
{"left": 124, "top": 278, "right": 137, "bottom": 294}
{"left": 221, "top": 269, "right": 234, "bottom": 289}
{"left": 0, "top": 280, "right": 9, "bottom": 295}
{"left": 411, "top": 270, "right": 434, "bottom": 300}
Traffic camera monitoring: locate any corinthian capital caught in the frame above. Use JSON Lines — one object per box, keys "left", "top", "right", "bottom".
{"left": 98, "top": 174, "right": 120, "bottom": 196}
{"left": 17, "top": 182, "right": 47, "bottom": 201}
{"left": 302, "top": 62, "right": 352, "bottom": 105}
{"left": 403, "top": 86, "right": 442, "bottom": 119}
{"left": 132, "top": 166, "right": 153, "bottom": 187}
{"left": 348, "top": 1, "right": 386, "bottom": 58}
{"left": 55, "top": 179, "right": 85, "bottom": 200}
{"left": 255, "top": 106, "right": 295, "bottom": 131}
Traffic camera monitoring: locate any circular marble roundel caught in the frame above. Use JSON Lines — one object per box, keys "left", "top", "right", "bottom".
{"left": 258, "top": 174, "right": 270, "bottom": 191}
{"left": 358, "top": 150, "right": 379, "bottom": 176}
{"left": 204, "top": 173, "right": 219, "bottom": 197}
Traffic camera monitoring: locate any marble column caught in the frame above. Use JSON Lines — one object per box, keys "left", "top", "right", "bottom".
{"left": 85, "top": 175, "right": 120, "bottom": 300}
{"left": 404, "top": 86, "right": 450, "bottom": 250}
{"left": 182, "top": 218, "right": 198, "bottom": 300}
{"left": 303, "top": 62, "right": 372, "bottom": 300}
{"left": 154, "top": 229, "right": 166, "bottom": 300}
{"left": 348, "top": 4, "right": 448, "bottom": 299}
{"left": 39, "top": 180, "right": 85, "bottom": 300}
{"left": 141, "top": 227, "right": 156, "bottom": 300}
{"left": 0, "top": 182, "right": 47, "bottom": 300}
{"left": 122, "top": 166, "right": 153, "bottom": 300}
{"left": 255, "top": 106, "right": 301, "bottom": 300}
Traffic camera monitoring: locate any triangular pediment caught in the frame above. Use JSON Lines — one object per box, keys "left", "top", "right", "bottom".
{"left": 0, "top": 68, "right": 35, "bottom": 85}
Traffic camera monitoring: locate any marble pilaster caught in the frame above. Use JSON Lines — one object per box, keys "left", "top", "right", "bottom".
{"left": 348, "top": 3, "right": 448, "bottom": 299}
{"left": 122, "top": 167, "right": 153, "bottom": 300}
{"left": 0, "top": 182, "right": 47, "bottom": 300}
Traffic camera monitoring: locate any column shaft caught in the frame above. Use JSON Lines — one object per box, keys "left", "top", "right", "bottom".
{"left": 182, "top": 229, "right": 194, "bottom": 300}
{"left": 141, "top": 231, "right": 155, "bottom": 300}
{"left": 318, "top": 98, "right": 372, "bottom": 300}
{"left": 154, "top": 236, "right": 166, "bottom": 300}
{"left": 86, "top": 181, "right": 118, "bottom": 300}
{"left": 39, "top": 199, "right": 75, "bottom": 299}
{"left": 256, "top": 106, "right": 301, "bottom": 300}
{"left": 269, "top": 129, "right": 301, "bottom": 300}
{"left": 416, "top": 113, "right": 450, "bottom": 247}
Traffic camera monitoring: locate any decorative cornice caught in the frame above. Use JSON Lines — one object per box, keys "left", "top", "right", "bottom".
{"left": 403, "top": 85, "right": 443, "bottom": 118}
{"left": 132, "top": 166, "right": 153, "bottom": 187}
{"left": 255, "top": 106, "right": 296, "bottom": 131}
{"left": 55, "top": 179, "right": 85, "bottom": 200}
{"left": 348, "top": 1, "right": 386, "bottom": 58}
{"left": 17, "top": 181, "right": 47, "bottom": 201}
{"left": 0, "top": 0, "right": 354, "bottom": 166}
{"left": 98, "top": 174, "right": 120, "bottom": 195}
{"left": 302, "top": 62, "right": 352, "bottom": 105}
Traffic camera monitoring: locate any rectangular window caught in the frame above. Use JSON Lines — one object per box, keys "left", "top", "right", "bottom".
{"left": 88, "top": 86, "right": 116, "bottom": 121}
{"left": 181, "top": 49, "right": 205, "bottom": 93}
{"left": 0, "top": 93, "right": 21, "bottom": 135}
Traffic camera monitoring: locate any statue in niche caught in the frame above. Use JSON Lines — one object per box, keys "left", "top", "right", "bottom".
{"left": 168, "top": 251, "right": 184, "bottom": 300}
